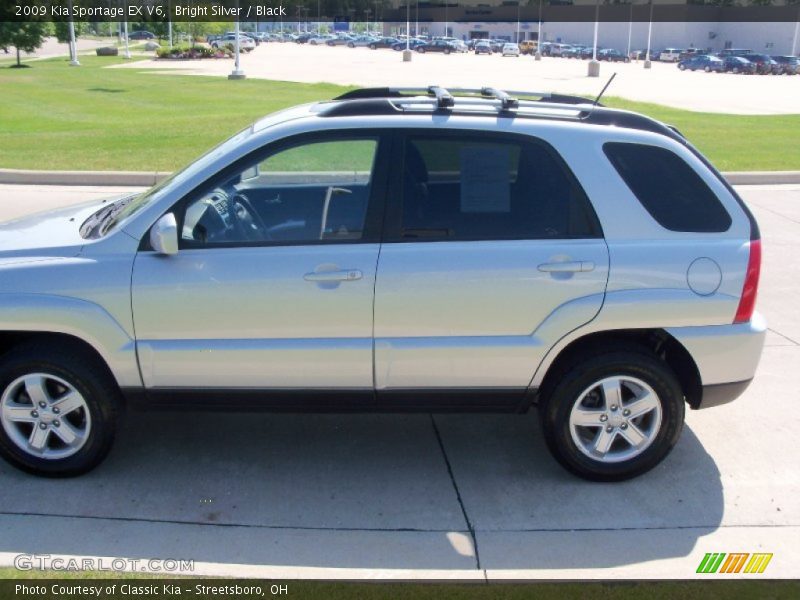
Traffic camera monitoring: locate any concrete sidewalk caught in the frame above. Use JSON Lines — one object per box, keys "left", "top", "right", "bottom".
{"left": 0, "top": 184, "right": 798, "bottom": 580}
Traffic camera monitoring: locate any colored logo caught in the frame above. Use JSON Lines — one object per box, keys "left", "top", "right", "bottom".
{"left": 696, "top": 552, "right": 773, "bottom": 574}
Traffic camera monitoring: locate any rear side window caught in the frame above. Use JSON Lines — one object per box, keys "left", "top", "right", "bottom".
{"left": 603, "top": 142, "right": 731, "bottom": 233}
{"left": 397, "top": 134, "right": 601, "bottom": 241}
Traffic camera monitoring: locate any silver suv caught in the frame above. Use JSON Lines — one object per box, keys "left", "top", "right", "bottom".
{"left": 0, "top": 87, "right": 765, "bottom": 481}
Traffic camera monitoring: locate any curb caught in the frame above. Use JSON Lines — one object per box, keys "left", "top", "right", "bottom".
{"left": 0, "top": 169, "right": 169, "bottom": 187}
{"left": 1, "top": 168, "right": 799, "bottom": 187}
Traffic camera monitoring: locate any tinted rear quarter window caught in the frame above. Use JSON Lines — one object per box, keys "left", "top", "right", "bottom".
{"left": 603, "top": 142, "right": 731, "bottom": 233}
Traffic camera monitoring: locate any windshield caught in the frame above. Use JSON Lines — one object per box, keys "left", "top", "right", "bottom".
{"left": 85, "top": 126, "right": 254, "bottom": 238}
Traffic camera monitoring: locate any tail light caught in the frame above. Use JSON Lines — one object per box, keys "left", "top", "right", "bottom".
{"left": 734, "top": 239, "right": 761, "bottom": 324}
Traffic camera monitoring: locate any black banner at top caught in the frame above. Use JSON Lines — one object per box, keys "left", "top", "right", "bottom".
{"left": 2, "top": 1, "right": 800, "bottom": 23}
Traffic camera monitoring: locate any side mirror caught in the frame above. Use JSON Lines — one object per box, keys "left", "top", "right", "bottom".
{"left": 150, "top": 213, "right": 178, "bottom": 256}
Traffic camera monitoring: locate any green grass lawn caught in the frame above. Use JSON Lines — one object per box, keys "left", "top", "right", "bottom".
{"left": 0, "top": 55, "right": 798, "bottom": 172}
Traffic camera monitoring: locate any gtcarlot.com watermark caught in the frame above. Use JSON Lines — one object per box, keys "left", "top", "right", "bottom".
{"left": 13, "top": 553, "right": 194, "bottom": 573}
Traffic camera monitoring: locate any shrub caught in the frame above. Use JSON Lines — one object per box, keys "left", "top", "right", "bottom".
{"left": 155, "top": 45, "right": 231, "bottom": 60}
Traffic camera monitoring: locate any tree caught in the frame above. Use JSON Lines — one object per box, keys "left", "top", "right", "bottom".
{"left": 54, "top": 21, "right": 86, "bottom": 44}
{"left": 0, "top": 21, "right": 49, "bottom": 67}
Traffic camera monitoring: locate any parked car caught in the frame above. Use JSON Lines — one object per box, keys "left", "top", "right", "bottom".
{"left": 770, "top": 55, "right": 799, "bottom": 75}
{"left": 548, "top": 43, "right": 573, "bottom": 57}
{"left": 578, "top": 46, "right": 595, "bottom": 60}
{"left": 347, "top": 36, "right": 377, "bottom": 48}
{"left": 740, "top": 53, "right": 780, "bottom": 74}
{"left": 128, "top": 30, "right": 155, "bottom": 41}
{"left": 308, "top": 35, "right": 336, "bottom": 46}
{"left": 211, "top": 34, "right": 256, "bottom": 52}
{"left": 677, "top": 55, "right": 725, "bottom": 72}
{"left": 502, "top": 43, "right": 521, "bottom": 57}
{"left": 415, "top": 40, "right": 456, "bottom": 54}
{"left": 392, "top": 39, "right": 426, "bottom": 51}
{"left": 679, "top": 48, "right": 704, "bottom": 60}
{"left": 518, "top": 40, "right": 538, "bottom": 55}
{"left": 598, "top": 48, "right": 629, "bottom": 63}
{"left": 294, "top": 33, "right": 314, "bottom": 44}
{"left": 721, "top": 56, "right": 757, "bottom": 74}
{"left": 489, "top": 39, "right": 508, "bottom": 53}
{"left": 474, "top": 41, "right": 492, "bottom": 55}
{"left": 0, "top": 86, "right": 764, "bottom": 481}
{"left": 327, "top": 35, "right": 355, "bottom": 47}
{"left": 450, "top": 40, "right": 469, "bottom": 53}
{"left": 562, "top": 45, "right": 587, "bottom": 59}
{"left": 658, "top": 48, "right": 683, "bottom": 62}
{"left": 368, "top": 37, "right": 399, "bottom": 50}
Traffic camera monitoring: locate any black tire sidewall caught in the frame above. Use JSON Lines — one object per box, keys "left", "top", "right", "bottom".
{"left": 540, "top": 351, "right": 685, "bottom": 482}
{"left": 0, "top": 346, "right": 118, "bottom": 477}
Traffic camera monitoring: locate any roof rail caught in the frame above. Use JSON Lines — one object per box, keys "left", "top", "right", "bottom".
{"left": 333, "top": 86, "right": 595, "bottom": 107}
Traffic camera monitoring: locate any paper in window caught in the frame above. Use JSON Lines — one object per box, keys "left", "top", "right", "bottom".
{"left": 459, "top": 146, "right": 511, "bottom": 213}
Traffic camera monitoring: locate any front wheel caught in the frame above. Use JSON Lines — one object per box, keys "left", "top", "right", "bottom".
{"left": 0, "top": 341, "right": 121, "bottom": 477}
{"left": 539, "top": 349, "right": 684, "bottom": 481}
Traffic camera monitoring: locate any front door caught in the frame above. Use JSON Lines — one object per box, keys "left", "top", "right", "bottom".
{"left": 131, "top": 133, "right": 388, "bottom": 402}
{"left": 373, "top": 130, "right": 609, "bottom": 401}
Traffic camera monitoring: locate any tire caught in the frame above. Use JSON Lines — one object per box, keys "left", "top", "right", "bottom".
{"left": 539, "top": 348, "right": 685, "bottom": 482}
{"left": 0, "top": 341, "right": 121, "bottom": 477}
{"left": 704, "top": 66, "right": 711, "bottom": 72}
{"left": 347, "top": 43, "right": 354, "bottom": 48}
{"left": 417, "top": 47, "right": 425, "bottom": 53}
{"left": 369, "top": 44, "right": 376, "bottom": 50}
{"left": 678, "top": 64, "right": 686, "bottom": 70}
{"left": 444, "top": 48, "right": 450, "bottom": 55}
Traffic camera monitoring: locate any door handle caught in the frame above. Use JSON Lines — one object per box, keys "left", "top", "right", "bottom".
{"left": 303, "top": 269, "right": 363, "bottom": 282}
{"left": 537, "top": 261, "right": 595, "bottom": 273}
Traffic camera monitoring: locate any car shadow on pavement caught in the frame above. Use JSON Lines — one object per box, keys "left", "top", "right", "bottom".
{"left": 0, "top": 410, "right": 722, "bottom": 572}
{"left": 434, "top": 413, "right": 723, "bottom": 571}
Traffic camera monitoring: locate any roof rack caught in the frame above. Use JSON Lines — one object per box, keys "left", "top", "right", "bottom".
{"left": 333, "top": 86, "right": 595, "bottom": 108}
{"left": 322, "top": 85, "right": 684, "bottom": 144}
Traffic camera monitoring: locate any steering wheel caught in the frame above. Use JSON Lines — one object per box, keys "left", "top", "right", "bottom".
{"left": 224, "top": 185, "right": 269, "bottom": 242}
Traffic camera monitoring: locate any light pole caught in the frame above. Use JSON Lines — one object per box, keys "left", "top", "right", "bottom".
{"left": 317, "top": 0, "right": 321, "bottom": 35}
{"left": 229, "top": 16, "right": 246, "bottom": 79}
{"left": 588, "top": 0, "right": 600, "bottom": 77}
{"left": 403, "top": 1, "right": 412, "bottom": 61}
{"left": 792, "top": 17, "right": 799, "bottom": 56}
{"left": 626, "top": 2, "right": 632, "bottom": 60}
{"left": 516, "top": 2, "right": 520, "bottom": 44}
{"left": 416, "top": 0, "right": 419, "bottom": 37}
{"left": 535, "top": 0, "right": 542, "bottom": 60}
{"left": 444, "top": 1, "right": 448, "bottom": 38}
{"left": 644, "top": 0, "right": 653, "bottom": 69}
{"left": 67, "top": 0, "right": 79, "bottom": 66}
{"left": 122, "top": 18, "right": 131, "bottom": 59}
{"left": 168, "top": 1, "right": 173, "bottom": 47}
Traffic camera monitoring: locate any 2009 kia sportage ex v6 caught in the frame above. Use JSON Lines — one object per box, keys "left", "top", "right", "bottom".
{"left": 0, "top": 86, "right": 765, "bottom": 480}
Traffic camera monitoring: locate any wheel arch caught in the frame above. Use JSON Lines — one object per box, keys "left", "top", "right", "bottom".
{"left": 535, "top": 329, "right": 702, "bottom": 409}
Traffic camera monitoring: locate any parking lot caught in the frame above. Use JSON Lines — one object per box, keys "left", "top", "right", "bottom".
{"left": 0, "top": 183, "right": 798, "bottom": 579}
{"left": 113, "top": 42, "right": 800, "bottom": 114}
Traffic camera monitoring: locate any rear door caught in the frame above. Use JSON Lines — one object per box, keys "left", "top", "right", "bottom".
{"left": 373, "top": 130, "right": 609, "bottom": 404}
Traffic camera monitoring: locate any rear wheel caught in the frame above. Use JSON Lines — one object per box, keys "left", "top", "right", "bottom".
{"left": 539, "top": 349, "right": 684, "bottom": 481}
{"left": 0, "top": 342, "right": 121, "bottom": 477}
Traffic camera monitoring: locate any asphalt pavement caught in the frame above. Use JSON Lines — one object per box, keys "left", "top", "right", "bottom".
{"left": 0, "top": 183, "right": 797, "bottom": 579}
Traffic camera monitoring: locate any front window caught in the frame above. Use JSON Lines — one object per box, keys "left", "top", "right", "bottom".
{"left": 181, "top": 137, "right": 378, "bottom": 246}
